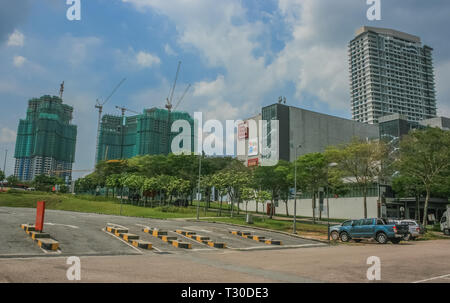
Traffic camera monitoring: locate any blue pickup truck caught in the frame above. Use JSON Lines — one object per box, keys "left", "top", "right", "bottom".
{"left": 337, "top": 218, "right": 409, "bottom": 244}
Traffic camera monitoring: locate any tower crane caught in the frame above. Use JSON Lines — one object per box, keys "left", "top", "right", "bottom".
{"left": 164, "top": 61, "right": 191, "bottom": 154}
{"left": 94, "top": 78, "right": 126, "bottom": 165}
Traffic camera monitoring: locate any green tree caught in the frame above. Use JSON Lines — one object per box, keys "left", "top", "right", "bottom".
{"left": 106, "top": 174, "right": 122, "bottom": 198}
{"left": 255, "top": 190, "right": 272, "bottom": 221}
{"left": 326, "top": 139, "right": 387, "bottom": 219}
{"left": 392, "top": 175, "right": 424, "bottom": 221}
{"left": 211, "top": 171, "right": 228, "bottom": 216}
{"left": 0, "top": 170, "right": 5, "bottom": 191}
{"left": 142, "top": 177, "right": 160, "bottom": 207}
{"left": 241, "top": 187, "right": 256, "bottom": 214}
{"left": 123, "top": 174, "right": 146, "bottom": 204}
{"left": 33, "top": 175, "right": 64, "bottom": 192}
{"left": 397, "top": 127, "right": 450, "bottom": 225}
{"left": 7, "top": 175, "right": 20, "bottom": 187}
{"left": 295, "top": 153, "right": 328, "bottom": 223}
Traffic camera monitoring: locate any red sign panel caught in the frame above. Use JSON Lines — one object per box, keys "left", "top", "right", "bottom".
{"left": 247, "top": 158, "right": 259, "bottom": 167}
{"left": 238, "top": 122, "right": 249, "bottom": 140}
{"left": 35, "top": 201, "right": 46, "bottom": 232}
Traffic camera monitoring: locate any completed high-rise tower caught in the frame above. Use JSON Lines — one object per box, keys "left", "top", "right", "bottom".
{"left": 349, "top": 26, "right": 437, "bottom": 124}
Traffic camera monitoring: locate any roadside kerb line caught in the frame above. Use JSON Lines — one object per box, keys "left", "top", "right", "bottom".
{"left": 412, "top": 273, "right": 450, "bottom": 283}
{"left": 175, "top": 231, "right": 216, "bottom": 249}
{"left": 21, "top": 223, "right": 60, "bottom": 252}
{"left": 176, "top": 229, "right": 226, "bottom": 249}
{"left": 229, "top": 230, "right": 282, "bottom": 246}
{"left": 196, "top": 220, "right": 328, "bottom": 244}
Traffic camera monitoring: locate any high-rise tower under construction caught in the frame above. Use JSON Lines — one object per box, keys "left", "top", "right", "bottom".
{"left": 96, "top": 107, "right": 194, "bottom": 162}
{"left": 14, "top": 95, "right": 77, "bottom": 182}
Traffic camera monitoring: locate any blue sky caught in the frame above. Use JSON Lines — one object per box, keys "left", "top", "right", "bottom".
{"left": 1, "top": 0, "right": 450, "bottom": 179}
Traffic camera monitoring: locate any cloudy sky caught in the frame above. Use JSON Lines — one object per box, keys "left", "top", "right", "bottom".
{"left": 1, "top": 0, "right": 450, "bottom": 179}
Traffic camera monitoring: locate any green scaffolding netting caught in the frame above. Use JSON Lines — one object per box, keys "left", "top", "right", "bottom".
{"left": 97, "top": 107, "right": 194, "bottom": 162}
{"left": 14, "top": 95, "right": 77, "bottom": 163}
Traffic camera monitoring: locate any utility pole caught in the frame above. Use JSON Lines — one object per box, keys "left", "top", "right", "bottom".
{"left": 293, "top": 145, "right": 301, "bottom": 234}
{"left": 196, "top": 151, "right": 203, "bottom": 221}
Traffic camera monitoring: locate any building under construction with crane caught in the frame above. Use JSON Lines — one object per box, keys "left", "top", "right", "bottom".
{"left": 95, "top": 62, "right": 194, "bottom": 162}
{"left": 13, "top": 83, "right": 77, "bottom": 182}
{"left": 96, "top": 108, "right": 194, "bottom": 162}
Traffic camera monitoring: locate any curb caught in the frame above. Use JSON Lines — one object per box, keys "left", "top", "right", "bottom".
{"left": 176, "top": 229, "right": 226, "bottom": 249}
{"left": 21, "top": 224, "right": 60, "bottom": 251}
{"left": 193, "top": 220, "right": 329, "bottom": 244}
{"left": 106, "top": 224, "right": 153, "bottom": 250}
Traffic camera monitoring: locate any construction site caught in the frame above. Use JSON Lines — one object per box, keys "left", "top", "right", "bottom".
{"left": 11, "top": 61, "right": 194, "bottom": 183}
{"left": 95, "top": 62, "right": 194, "bottom": 163}
{"left": 13, "top": 89, "right": 77, "bottom": 182}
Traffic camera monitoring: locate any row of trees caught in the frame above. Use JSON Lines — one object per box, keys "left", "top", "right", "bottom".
{"left": 75, "top": 127, "right": 450, "bottom": 225}
{"left": 0, "top": 172, "right": 67, "bottom": 192}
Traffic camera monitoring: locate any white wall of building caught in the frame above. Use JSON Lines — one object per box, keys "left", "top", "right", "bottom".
{"left": 238, "top": 196, "right": 379, "bottom": 219}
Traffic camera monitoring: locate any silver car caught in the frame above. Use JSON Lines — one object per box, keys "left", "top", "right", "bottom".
{"left": 398, "top": 219, "right": 423, "bottom": 240}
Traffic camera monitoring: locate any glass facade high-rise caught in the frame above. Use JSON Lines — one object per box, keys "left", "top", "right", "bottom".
{"left": 349, "top": 26, "right": 437, "bottom": 124}
{"left": 14, "top": 95, "right": 77, "bottom": 182}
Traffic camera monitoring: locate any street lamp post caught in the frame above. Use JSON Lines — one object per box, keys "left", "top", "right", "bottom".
{"left": 293, "top": 145, "right": 301, "bottom": 234}
{"left": 326, "top": 162, "right": 338, "bottom": 243}
{"left": 196, "top": 151, "right": 203, "bottom": 221}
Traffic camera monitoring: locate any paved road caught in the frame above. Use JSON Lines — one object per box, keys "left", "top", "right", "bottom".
{"left": 1, "top": 239, "right": 449, "bottom": 283}
{"left": 1, "top": 207, "right": 449, "bottom": 283}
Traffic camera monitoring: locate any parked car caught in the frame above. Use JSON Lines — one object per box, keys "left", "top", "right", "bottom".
{"left": 440, "top": 205, "right": 450, "bottom": 235}
{"left": 330, "top": 220, "right": 353, "bottom": 241}
{"left": 339, "top": 218, "right": 409, "bottom": 244}
{"left": 387, "top": 219, "right": 424, "bottom": 240}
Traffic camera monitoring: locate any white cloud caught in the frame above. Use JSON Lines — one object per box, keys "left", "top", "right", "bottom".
{"left": 115, "top": 48, "right": 161, "bottom": 70}
{"left": 13, "top": 55, "right": 26, "bottom": 67}
{"left": 0, "top": 127, "right": 16, "bottom": 143}
{"left": 7, "top": 30, "right": 25, "bottom": 47}
{"left": 193, "top": 75, "right": 225, "bottom": 97}
{"left": 136, "top": 51, "right": 161, "bottom": 68}
{"left": 58, "top": 35, "right": 102, "bottom": 66}
{"left": 164, "top": 44, "right": 177, "bottom": 56}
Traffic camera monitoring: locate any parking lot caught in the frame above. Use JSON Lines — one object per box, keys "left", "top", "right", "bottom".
{"left": 0, "top": 207, "right": 322, "bottom": 258}
{"left": 1, "top": 207, "right": 450, "bottom": 283}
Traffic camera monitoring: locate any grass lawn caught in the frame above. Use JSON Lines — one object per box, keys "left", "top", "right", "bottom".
{"left": 0, "top": 191, "right": 218, "bottom": 219}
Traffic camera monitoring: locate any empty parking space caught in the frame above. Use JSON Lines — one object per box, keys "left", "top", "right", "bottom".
{"left": 0, "top": 207, "right": 322, "bottom": 258}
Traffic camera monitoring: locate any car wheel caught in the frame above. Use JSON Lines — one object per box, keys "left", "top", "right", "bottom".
{"left": 340, "top": 232, "right": 350, "bottom": 242}
{"left": 403, "top": 233, "right": 411, "bottom": 241}
{"left": 391, "top": 238, "right": 401, "bottom": 244}
{"left": 376, "top": 232, "right": 388, "bottom": 244}
{"left": 330, "top": 231, "right": 339, "bottom": 241}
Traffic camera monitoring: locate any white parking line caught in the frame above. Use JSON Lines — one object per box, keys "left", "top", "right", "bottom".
{"left": 412, "top": 273, "right": 450, "bottom": 283}
{"left": 101, "top": 228, "right": 142, "bottom": 254}
{"left": 44, "top": 222, "right": 79, "bottom": 229}
{"left": 175, "top": 232, "right": 217, "bottom": 250}
{"left": 107, "top": 222, "right": 129, "bottom": 230}
{"left": 232, "top": 243, "right": 324, "bottom": 251}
